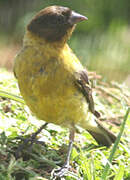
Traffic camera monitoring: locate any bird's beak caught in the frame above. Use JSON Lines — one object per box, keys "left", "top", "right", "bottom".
{"left": 69, "top": 11, "right": 88, "bottom": 25}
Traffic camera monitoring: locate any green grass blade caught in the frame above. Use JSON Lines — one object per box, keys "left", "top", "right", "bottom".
{"left": 101, "top": 107, "right": 130, "bottom": 180}
{"left": 114, "top": 164, "right": 124, "bottom": 180}
{"left": 90, "top": 153, "right": 96, "bottom": 180}
{"left": 0, "top": 90, "right": 25, "bottom": 104}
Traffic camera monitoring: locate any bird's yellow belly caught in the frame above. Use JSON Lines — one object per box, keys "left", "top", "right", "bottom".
{"left": 20, "top": 80, "right": 89, "bottom": 127}
{"left": 15, "top": 43, "right": 89, "bottom": 127}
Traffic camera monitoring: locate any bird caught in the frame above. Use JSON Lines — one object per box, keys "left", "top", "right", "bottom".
{"left": 13, "top": 5, "right": 116, "bottom": 177}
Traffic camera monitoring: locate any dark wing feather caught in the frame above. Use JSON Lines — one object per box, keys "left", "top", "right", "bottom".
{"left": 75, "top": 70, "right": 100, "bottom": 118}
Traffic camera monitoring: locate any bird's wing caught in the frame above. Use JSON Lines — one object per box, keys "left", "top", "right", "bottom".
{"left": 75, "top": 70, "right": 100, "bottom": 118}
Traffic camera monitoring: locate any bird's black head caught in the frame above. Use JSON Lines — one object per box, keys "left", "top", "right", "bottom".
{"left": 27, "top": 6, "right": 87, "bottom": 42}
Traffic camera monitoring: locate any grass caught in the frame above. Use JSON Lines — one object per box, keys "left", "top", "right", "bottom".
{"left": 70, "top": 24, "right": 130, "bottom": 85}
{"left": 0, "top": 69, "right": 130, "bottom": 179}
{"left": 101, "top": 108, "right": 130, "bottom": 180}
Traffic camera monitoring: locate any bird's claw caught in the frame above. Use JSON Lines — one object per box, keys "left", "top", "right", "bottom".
{"left": 15, "top": 123, "right": 48, "bottom": 159}
{"left": 51, "top": 164, "right": 70, "bottom": 179}
{"left": 15, "top": 136, "right": 34, "bottom": 159}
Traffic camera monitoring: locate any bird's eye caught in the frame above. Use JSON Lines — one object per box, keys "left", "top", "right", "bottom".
{"left": 62, "top": 10, "right": 71, "bottom": 18}
{"left": 62, "top": 11, "right": 68, "bottom": 16}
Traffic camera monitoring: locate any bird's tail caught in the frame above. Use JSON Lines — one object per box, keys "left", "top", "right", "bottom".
{"left": 81, "top": 118, "right": 117, "bottom": 147}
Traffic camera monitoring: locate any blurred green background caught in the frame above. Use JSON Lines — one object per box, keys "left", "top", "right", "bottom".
{"left": 0, "top": 0, "right": 130, "bottom": 86}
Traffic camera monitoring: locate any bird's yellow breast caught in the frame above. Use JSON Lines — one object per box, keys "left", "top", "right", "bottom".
{"left": 14, "top": 33, "right": 88, "bottom": 127}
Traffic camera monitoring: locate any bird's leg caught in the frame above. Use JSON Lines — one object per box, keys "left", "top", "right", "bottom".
{"left": 15, "top": 122, "right": 48, "bottom": 159}
{"left": 52, "top": 127, "right": 75, "bottom": 178}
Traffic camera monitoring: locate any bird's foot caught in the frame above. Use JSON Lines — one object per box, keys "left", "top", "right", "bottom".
{"left": 15, "top": 135, "right": 35, "bottom": 159}
{"left": 15, "top": 123, "right": 48, "bottom": 159}
{"left": 51, "top": 164, "right": 70, "bottom": 179}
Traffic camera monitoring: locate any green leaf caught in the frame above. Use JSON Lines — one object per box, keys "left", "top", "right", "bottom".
{"left": 0, "top": 90, "right": 25, "bottom": 104}
{"left": 101, "top": 107, "right": 130, "bottom": 180}
{"left": 114, "top": 164, "right": 124, "bottom": 180}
